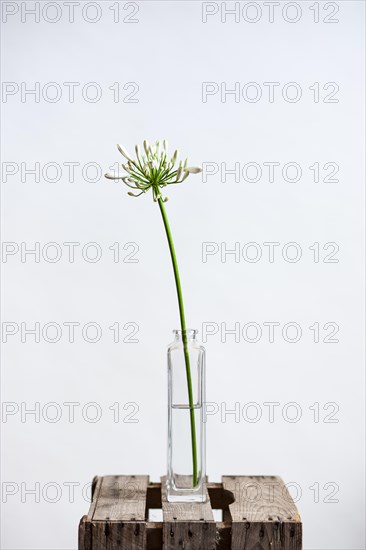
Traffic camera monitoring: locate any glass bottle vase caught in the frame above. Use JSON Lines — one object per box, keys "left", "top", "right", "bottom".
{"left": 166, "top": 329, "right": 206, "bottom": 502}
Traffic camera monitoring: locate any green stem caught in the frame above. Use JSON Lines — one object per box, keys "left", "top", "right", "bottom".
{"left": 157, "top": 197, "right": 198, "bottom": 487}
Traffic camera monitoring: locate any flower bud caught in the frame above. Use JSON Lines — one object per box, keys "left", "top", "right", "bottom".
{"left": 122, "top": 163, "right": 133, "bottom": 173}
{"left": 186, "top": 166, "right": 202, "bottom": 174}
{"left": 171, "top": 149, "right": 178, "bottom": 167}
{"left": 176, "top": 167, "right": 183, "bottom": 181}
{"left": 181, "top": 170, "right": 190, "bottom": 182}
{"left": 143, "top": 140, "right": 150, "bottom": 156}
{"left": 104, "top": 173, "right": 123, "bottom": 180}
{"left": 117, "top": 144, "right": 132, "bottom": 161}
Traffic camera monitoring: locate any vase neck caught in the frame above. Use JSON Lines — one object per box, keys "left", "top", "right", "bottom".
{"left": 173, "top": 329, "right": 198, "bottom": 342}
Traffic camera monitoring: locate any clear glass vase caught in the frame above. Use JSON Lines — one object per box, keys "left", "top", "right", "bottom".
{"left": 166, "top": 329, "right": 206, "bottom": 502}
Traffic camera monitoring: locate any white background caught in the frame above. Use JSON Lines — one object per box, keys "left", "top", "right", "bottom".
{"left": 1, "top": 1, "right": 365, "bottom": 549}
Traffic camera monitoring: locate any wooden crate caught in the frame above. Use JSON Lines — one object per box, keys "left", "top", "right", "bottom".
{"left": 79, "top": 475, "right": 302, "bottom": 550}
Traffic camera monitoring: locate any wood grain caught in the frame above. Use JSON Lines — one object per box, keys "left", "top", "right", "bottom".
{"left": 92, "top": 475, "right": 149, "bottom": 521}
{"left": 80, "top": 475, "right": 149, "bottom": 550}
{"left": 161, "top": 476, "right": 216, "bottom": 550}
{"left": 222, "top": 475, "right": 302, "bottom": 550}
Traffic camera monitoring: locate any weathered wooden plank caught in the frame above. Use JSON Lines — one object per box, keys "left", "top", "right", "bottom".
{"left": 161, "top": 476, "right": 216, "bottom": 550}
{"left": 88, "top": 475, "right": 148, "bottom": 550}
{"left": 92, "top": 475, "right": 149, "bottom": 521}
{"left": 90, "top": 520, "right": 147, "bottom": 550}
{"left": 161, "top": 476, "right": 213, "bottom": 521}
{"left": 230, "top": 521, "right": 302, "bottom": 550}
{"left": 222, "top": 475, "right": 302, "bottom": 550}
{"left": 222, "top": 475, "right": 300, "bottom": 522}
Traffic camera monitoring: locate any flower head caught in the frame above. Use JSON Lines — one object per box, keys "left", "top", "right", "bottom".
{"left": 105, "top": 139, "right": 202, "bottom": 201}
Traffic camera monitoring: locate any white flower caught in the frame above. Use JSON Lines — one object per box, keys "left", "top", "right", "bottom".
{"left": 106, "top": 138, "right": 202, "bottom": 201}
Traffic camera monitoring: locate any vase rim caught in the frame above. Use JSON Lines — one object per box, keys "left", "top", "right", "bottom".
{"left": 173, "top": 328, "right": 198, "bottom": 337}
